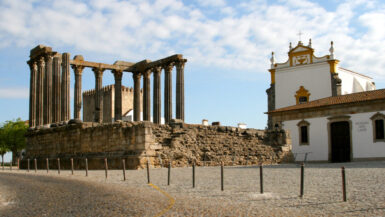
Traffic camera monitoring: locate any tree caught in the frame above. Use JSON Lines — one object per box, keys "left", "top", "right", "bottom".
{"left": 1, "top": 118, "right": 28, "bottom": 164}
{"left": 0, "top": 127, "right": 10, "bottom": 167}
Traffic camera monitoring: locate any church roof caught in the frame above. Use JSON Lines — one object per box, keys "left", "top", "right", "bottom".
{"left": 268, "top": 89, "right": 385, "bottom": 114}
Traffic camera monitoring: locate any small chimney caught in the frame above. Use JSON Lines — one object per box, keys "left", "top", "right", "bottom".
{"left": 202, "top": 119, "right": 209, "bottom": 126}
{"left": 238, "top": 123, "right": 247, "bottom": 129}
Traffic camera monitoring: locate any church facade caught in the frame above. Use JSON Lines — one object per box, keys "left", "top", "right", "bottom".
{"left": 267, "top": 40, "right": 385, "bottom": 162}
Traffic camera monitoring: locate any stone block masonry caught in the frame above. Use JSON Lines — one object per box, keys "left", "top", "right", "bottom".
{"left": 20, "top": 121, "right": 293, "bottom": 170}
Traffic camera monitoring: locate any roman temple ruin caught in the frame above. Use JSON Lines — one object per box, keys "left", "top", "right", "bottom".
{"left": 22, "top": 45, "right": 292, "bottom": 169}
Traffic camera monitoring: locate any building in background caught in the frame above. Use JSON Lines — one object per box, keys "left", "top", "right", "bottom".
{"left": 267, "top": 39, "right": 385, "bottom": 162}
{"left": 83, "top": 85, "right": 142, "bottom": 123}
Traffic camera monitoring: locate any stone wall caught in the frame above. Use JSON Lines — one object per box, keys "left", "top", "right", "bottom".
{"left": 151, "top": 121, "right": 292, "bottom": 167}
{"left": 21, "top": 121, "right": 293, "bottom": 170}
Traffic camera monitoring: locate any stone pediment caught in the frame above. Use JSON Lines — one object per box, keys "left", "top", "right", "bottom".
{"left": 289, "top": 45, "right": 313, "bottom": 54}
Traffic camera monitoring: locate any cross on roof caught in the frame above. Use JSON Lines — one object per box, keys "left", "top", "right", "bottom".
{"left": 297, "top": 31, "right": 303, "bottom": 42}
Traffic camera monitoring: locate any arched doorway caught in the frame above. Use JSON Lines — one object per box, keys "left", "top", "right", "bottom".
{"left": 330, "top": 121, "right": 351, "bottom": 162}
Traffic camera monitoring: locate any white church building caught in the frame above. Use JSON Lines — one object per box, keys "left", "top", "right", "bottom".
{"left": 266, "top": 39, "right": 385, "bottom": 162}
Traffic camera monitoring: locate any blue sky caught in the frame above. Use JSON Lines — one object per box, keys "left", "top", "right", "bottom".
{"left": 1, "top": 0, "right": 385, "bottom": 160}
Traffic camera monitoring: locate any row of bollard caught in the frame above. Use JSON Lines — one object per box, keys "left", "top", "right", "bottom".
{"left": 20, "top": 158, "right": 348, "bottom": 202}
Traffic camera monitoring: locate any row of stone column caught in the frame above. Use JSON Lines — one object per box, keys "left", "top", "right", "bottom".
{"left": 114, "top": 59, "right": 186, "bottom": 124}
{"left": 28, "top": 52, "right": 71, "bottom": 128}
{"left": 29, "top": 47, "right": 186, "bottom": 127}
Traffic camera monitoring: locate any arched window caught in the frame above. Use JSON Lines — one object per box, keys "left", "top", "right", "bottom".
{"left": 297, "top": 120, "right": 310, "bottom": 145}
{"left": 371, "top": 113, "right": 385, "bottom": 142}
{"left": 295, "top": 86, "right": 310, "bottom": 105}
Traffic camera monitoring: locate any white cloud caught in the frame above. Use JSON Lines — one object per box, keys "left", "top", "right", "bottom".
{"left": 0, "top": 88, "right": 29, "bottom": 99}
{"left": 0, "top": 0, "right": 385, "bottom": 82}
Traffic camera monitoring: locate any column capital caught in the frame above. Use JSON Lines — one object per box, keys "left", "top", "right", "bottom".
{"left": 72, "top": 65, "right": 85, "bottom": 75}
{"left": 133, "top": 71, "right": 142, "bottom": 80}
{"left": 44, "top": 53, "right": 54, "bottom": 62}
{"left": 38, "top": 56, "right": 45, "bottom": 67}
{"left": 163, "top": 62, "right": 174, "bottom": 72}
{"left": 29, "top": 61, "right": 38, "bottom": 72}
{"left": 143, "top": 69, "right": 151, "bottom": 78}
{"left": 152, "top": 66, "right": 162, "bottom": 74}
{"left": 92, "top": 67, "right": 105, "bottom": 77}
{"left": 176, "top": 59, "right": 186, "bottom": 71}
{"left": 112, "top": 69, "right": 123, "bottom": 80}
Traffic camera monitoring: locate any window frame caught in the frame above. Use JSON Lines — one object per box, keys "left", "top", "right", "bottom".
{"left": 371, "top": 113, "right": 385, "bottom": 142}
{"left": 297, "top": 120, "right": 310, "bottom": 146}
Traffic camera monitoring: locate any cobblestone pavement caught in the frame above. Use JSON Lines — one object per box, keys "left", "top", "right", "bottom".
{"left": 1, "top": 161, "right": 385, "bottom": 216}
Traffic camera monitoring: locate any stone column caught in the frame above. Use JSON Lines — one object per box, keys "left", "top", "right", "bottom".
{"left": 143, "top": 69, "right": 151, "bottom": 121}
{"left": 52, "top": 56, "right": 61, "bottom": 123}
{"left": 164, "top": 62, "right": 174, "bottom": 124}
{"left": 93, "top": 67, "right": 105, "bottom": 123}
{"left": 133, "top": 72, "right": 141, "bottom": 122}
{"left": 152, "top": 67, "right": 162, "bottom": 124}
{"left": 112, "top": 70, "right": 123, "bottom": 121}
{"left": 44, "top": 54, "right": 53, "bottom": 125}
{"left": 72, "top": 64, "right": 84, "bottom": 120}
{"left": 61, "top": 53, "right": 71, "bottom": 122}
{"left": 176, "top": 60, "right": 186, "bottom": 121}
{"left": 36, "top": 56, "right": 45, "bottom": 127}
{"left": 28, "top": 61, "right": 38, "bottom": 128}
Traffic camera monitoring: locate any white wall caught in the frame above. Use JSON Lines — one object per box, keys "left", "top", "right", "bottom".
{"left": 337, "top": 68, "right": 374, "bottom": 94}
{"left": 351, "top": 111, "right": 385, "bottom": 159}
{"left": 283, "top": 110, "right": 385, "bottom": 162}
{"left": 275, "top": 62, "right": 332, "bottom": 109}
{"left": 283, "top": 117, "right": 329, "bottom": 162}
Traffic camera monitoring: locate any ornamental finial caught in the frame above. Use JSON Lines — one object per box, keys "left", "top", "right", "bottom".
{"left": 289, "top": 42, "right": 292, "bottom": 50}
{"left": 329, "top": 41, "right": 334, "bottom": 59}
{"left": 270, "top": 52, "right": 275, "bottom": 67}
{"left": 308, "top": 38, "right": 312, "bottom": 48}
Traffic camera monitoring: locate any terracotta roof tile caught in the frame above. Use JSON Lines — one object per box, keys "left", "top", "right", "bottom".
{"left": 269, "top": 89, "right": 385, "bottom": 113}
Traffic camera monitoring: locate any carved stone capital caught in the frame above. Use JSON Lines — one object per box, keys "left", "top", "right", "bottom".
{"left": 152, "top": 66, "right": 162, "bottom": 74}
{"left": 164, "top": 62, "right": 174, "bottom": 73}
{"left": 44, "top": 53, "right": 54, "bottom": 62}
{"left": 143, "top": 69, "right": 151, "bottom": 78}
{"left": 29, "top": 61, "right": 38, "bottom": 72}
{"left": 92, "top": 67, "right": 105, "bottom": 77}
{"left": 112, "top": 70, "right": 123, "bottom": 80}
{"left": 133, "top": 72, "right": 142, "bottom": 80}
{"left": 176, "top": 59, "right": 186, "bottom": 71}
{"left": 72, "top": 65, "right": 85, "bottom": 75}
{"left": 38, "top": 56, "right": 45, "bottom": 67}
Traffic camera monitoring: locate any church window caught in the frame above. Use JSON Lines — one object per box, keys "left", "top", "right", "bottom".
{"left": 370, "top": 113, "right": 385, "bottom": 142}
{"left": 375, "top": 119, "right": 384, "bottom": 140}
{"left": 299, "top": 96, "right": 308, "bottom": 104}
{"left": 295, "top": 86, "right": 311, "bottom": 105}
{"left": 297, "top": 120, "right": 310, "bottom": 145}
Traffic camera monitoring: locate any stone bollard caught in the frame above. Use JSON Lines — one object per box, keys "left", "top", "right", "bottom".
{"left": 122, "top": 159, "right": 126, "bottom": 181}
{"left": 71, "top": 158, "right": 74, "bottom": 175}
{"left": 85, "top": 158, "right": 88, "bottom": 177}
{"left": 17, "top": 158, "right": 20, "bottom": 170}
{"left": 57, "top": 158, "right": 60, "bottom": 174}
{"left": 46, "top": 158, "right": 49, "bottom": 173}
{"left": 192, "top": 162, "right": 196, "bottom": 188}
{"left": 104, "top": 158, "right": 108, "bottom": 179}
{"left": 260, "top": 164, "right": 263, "bottom": 194}
{"left": 147, "top": 160, "right": 150, "bottom": 184}
{"left": 341, "top": 166, "right": 347, "bottom": 202}
{"left": 168, "top": 162, "right": 171, "bottom": 186}
{"left": 221, "top": 162, "right": 224, "bottom": 191}
{"left": 27, "top": 158, "right": 30, "bottom": 172}
{"left": 300, "top": 163, "right": 304, "bottom": 198}
{"left": 34, "top": 158, "right": 37, "bottom": 173}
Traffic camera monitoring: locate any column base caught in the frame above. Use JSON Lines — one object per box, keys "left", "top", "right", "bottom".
{"left": 68, "top": 119, "right": 82, "bottom": 125}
